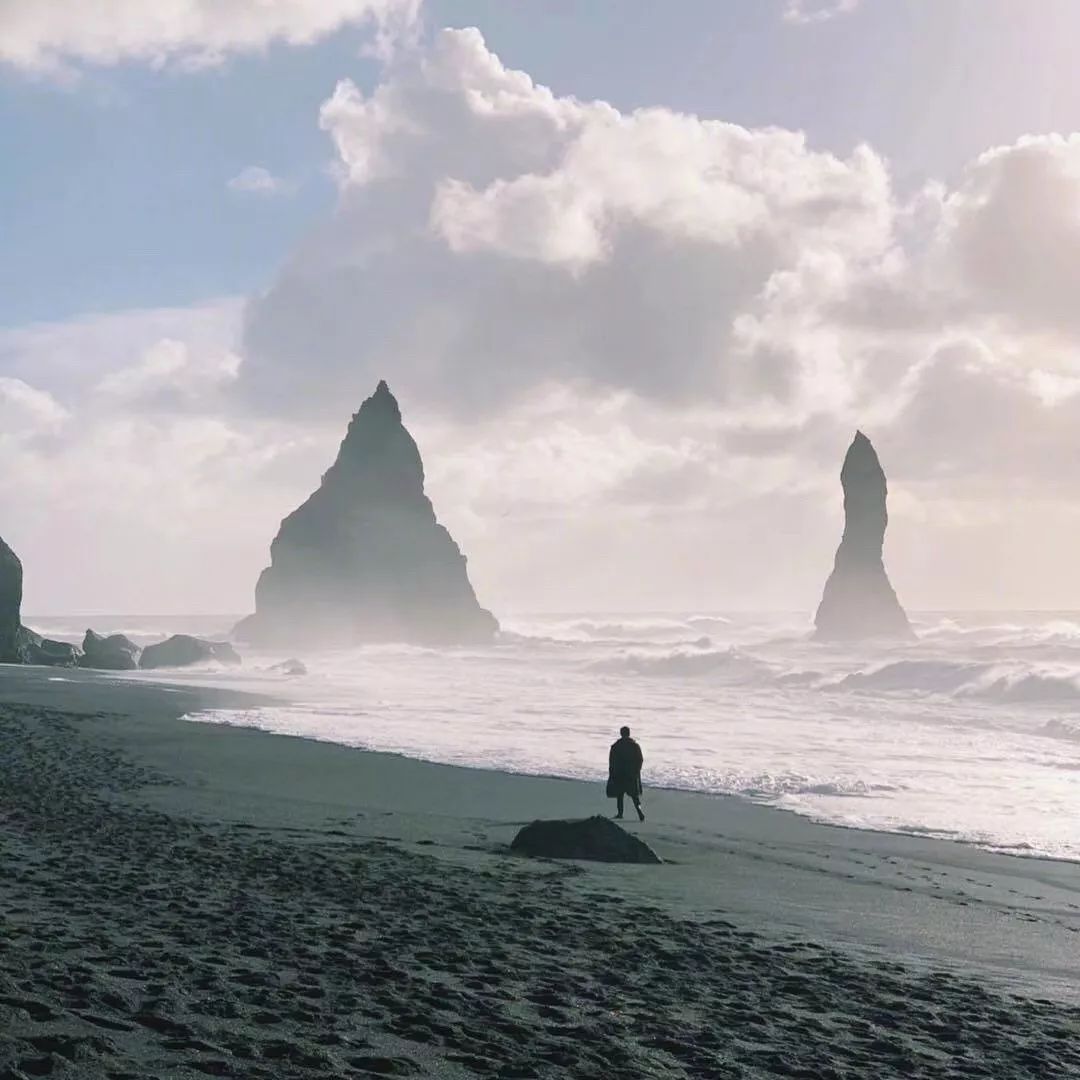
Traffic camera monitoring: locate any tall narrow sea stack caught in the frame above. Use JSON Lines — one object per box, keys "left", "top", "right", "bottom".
{"left": 814, "top": 431, "right": 912, "bottom": 641}
{"left": 0, "top": 535, "right": 30, "bottom": 663}
{"left": 235, "top": 381, "right": 498, "bottom": 647}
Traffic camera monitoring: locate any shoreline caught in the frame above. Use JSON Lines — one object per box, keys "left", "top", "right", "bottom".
{"left": 7, "top": 660, "right": 1080, "bottom": 875}
{"left": 175, "top": 685, "right": 1080, "bottom": 871}
{"left": 2, "top": 666, "right": 1080, "bottom": 1078}
{"left": 189, "top": 706, "right": 1080, "bottom": 870}
{"left": 4, "top": 665, "right": 1080, "bottom": 991}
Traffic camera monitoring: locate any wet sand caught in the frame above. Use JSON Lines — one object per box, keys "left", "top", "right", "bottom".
{"left": 1, "top": 666, "right": 1079, "bottom": 1079}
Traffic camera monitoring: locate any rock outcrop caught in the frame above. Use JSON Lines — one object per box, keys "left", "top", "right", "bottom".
{"left": 814, "top": 431, "right": 912, "bottom": 641}
{"left": 81, "top": 630, "right": 141, "bottom": 671}
{"left": 510, "top": 816, "right": 662, "bottom": 864}
{"left": 139, "top": 635, "right": 241, "bottom": 670}
{"left": 27, "top": 639, "right": 82, "bottom": 667}
{"left": 0, "top": 537, "right": 39, "bottom": 664}
{"left": 234, "top": 381, "right": 498, "bottom": 647}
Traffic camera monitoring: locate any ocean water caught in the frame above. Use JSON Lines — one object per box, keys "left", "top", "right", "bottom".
{"left": 27, "top": 611, "right": 1080, "bottom": 862}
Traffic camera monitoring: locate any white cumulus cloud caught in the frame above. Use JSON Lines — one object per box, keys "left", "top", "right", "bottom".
{"left": 242, "top": 28, "right": 897, "bottom": 420}
{"left": 0, "top": 0, "right": 422, "bottom": 74}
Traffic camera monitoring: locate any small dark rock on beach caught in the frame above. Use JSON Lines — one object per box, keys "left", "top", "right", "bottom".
{"left": 510, "top": 815, "right": 662, "bottom": 864}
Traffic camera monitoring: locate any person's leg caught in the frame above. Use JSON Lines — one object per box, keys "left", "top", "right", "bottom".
{"left": 631, "top": 795, "right": 645, "bottom": 822}
{"left": 615, "top": 794, "right": 624, "bottom": 818}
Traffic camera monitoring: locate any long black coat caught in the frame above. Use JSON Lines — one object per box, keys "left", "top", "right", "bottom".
{"left": 606, "top": 736, "right": 643, "bottom": 798}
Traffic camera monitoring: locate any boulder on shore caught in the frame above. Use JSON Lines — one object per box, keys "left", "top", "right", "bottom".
{"left": 814, "top": 431, "right": 913, "bottom": 642}
{"left": 139, "top": 634, "right": 241, "bottom": 670}
{"left": 234, "top": 380, "right": 498, "bottom": 648}
{"left": 510, "top": 816, "right": 662, "bottom": 864}
{"left": 28, "top": 638, "right": 82, "bottom": 668}
{"left": 81, "top": 630, "right": 141, "bottom": 671}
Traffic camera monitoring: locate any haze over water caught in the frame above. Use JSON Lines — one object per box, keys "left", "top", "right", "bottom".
{"left": 31, "top": 610, "right": 1080, "bottom": 862}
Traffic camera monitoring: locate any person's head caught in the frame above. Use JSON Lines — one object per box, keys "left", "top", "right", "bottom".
{"left": 619, "top": 726, "right": 631, "bottom": 738}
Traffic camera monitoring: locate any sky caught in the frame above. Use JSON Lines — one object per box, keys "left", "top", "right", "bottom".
{"left": 5, "top": 0, "right": 1080, "bottom": 615}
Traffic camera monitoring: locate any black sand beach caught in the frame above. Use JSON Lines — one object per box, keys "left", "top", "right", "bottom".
{"left": 2, "top": 667, "right": 1079, "bottom": 1079}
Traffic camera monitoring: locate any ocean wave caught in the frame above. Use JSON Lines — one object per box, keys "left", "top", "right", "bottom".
{"left": 829, "top": 658, "right": 1080, "bottom": 707}
{"left": 587, "top": 643, "right": 1080, "bottom": 710}
{"left": 499, "top": 629, "right": 717, "bottom": 652}
{"left": 588, "top": 646, "right": 772, "bottom": 681}
{"left": 828, "top": 660, "right": 988, "bottom": 695}
{"left": 774, "top": 668, "right": 827, "bottom": 686}
{"left": 1040, "top": 718, "right": 1080, "bottom": 742}
{"left": 500, "top": 613, "right": 734, "bottom": 645}
{"left": 916, "top": 616, "right": 1080, "bottom": 648}
{"left": 653, "top": 767, "right": 901, "bottom": 800}
{"left": 571, "top": 618, "right": 713, "bottom": 640}
{"left": 965, "top": 668, "right": 1080, "bottom": 704}
{"left": 735, "top": 774, "right": 900, "bottom": 799}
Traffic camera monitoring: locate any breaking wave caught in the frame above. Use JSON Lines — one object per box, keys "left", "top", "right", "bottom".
{"left": 588, "top": 646, "right": 774, "bottom": 681}
{"left": 500, "top": 613, "right": 738, "bottom": 648}
{"left": 725, "top": 774, "right": 902, "bottom": 799}
{"left": 1040, "top": 718, "right": 1080, "bottom": 742}
{"left": 590, "top": 639, "right": 1080, "bottom": 724}
{"left": 915, "top": 615, "right": 1080, "bottom": 648}
{"left": 829, "top": 658, "right": 1080, "bottom": 706}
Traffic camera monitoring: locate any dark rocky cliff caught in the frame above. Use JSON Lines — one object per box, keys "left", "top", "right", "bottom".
{"left": 235, "top": 381, "right": 498, "bottom": 647}
{"left": 814, "top": 431, "right": 912, "bottom": 641}
{"left": 0, "top": 536, "right": 24, "bottom": 662}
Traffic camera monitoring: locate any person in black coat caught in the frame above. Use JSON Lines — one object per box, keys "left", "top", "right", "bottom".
{"left": 607, "top": 725, "right": 645, "bottom": 821}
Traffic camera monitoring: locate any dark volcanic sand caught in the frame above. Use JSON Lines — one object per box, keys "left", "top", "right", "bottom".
{"left": 2, "top": 695, "right": 1080, "bottom": 1079}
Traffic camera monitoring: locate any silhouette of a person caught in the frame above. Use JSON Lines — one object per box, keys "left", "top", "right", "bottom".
{"left": 607, "top": 725, "right": 645, "bottom": 821}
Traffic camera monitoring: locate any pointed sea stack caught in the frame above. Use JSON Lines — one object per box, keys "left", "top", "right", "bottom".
{"left": 235, "top": 381, "right": 498, "bottom": 647}
{"left": 814, "top": 432, "right": 912, "bottom": 641}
